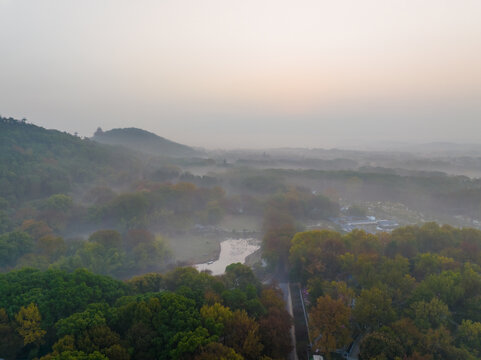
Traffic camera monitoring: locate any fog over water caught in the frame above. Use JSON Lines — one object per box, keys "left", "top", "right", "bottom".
{"left": 1, "top": 0, "right": 480, "bottom": 148}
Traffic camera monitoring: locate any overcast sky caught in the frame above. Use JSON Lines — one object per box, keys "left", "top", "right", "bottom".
{"left": 1, "top": 0, "right": 480, "bottom": 149}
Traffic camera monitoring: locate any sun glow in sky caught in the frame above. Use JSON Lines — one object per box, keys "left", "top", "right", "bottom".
{"left": 1, "top": 0, "right": 481, "bottom": 148}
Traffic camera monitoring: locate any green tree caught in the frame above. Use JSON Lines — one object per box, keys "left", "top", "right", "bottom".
{"left": 0, "top": 231, "right": 34, "bottom": 268}
{"left": 411, "top": 298, "right": 451, "bottom": 330}
{"left": 0, "top": 308, "right": 22, "bottom": 359}
{"left": 194, "top": 342, "right": 243, "bottom": 360}
{"left": 353, "top": 287, "right": 395, "bottom": 330}
{"left": 456, "top": 319, "right": 481, "bottom": 356}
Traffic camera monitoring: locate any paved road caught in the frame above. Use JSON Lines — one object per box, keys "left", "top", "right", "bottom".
{"left": 347, "top": 334, "right": 362, "bottom": 360}
{"left": 279, "top": 282, "right": 299, "bottom": 360}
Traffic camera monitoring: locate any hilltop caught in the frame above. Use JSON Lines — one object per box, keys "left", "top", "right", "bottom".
{"left": 0, "top": 117, "right": 139, "bottom": 204}
{"left": 92, "top": 127, "right": 199, "bottom": 157}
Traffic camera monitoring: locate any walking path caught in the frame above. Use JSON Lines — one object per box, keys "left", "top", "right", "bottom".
{"left": 279, "top": 282, "right": 299, "bottom": 360}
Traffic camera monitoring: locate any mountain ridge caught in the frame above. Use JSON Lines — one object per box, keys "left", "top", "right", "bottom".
{"left": 92, "top": 127, "right": 199, "bottom": 157}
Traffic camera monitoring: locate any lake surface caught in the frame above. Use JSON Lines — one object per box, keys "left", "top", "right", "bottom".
{"left": 194, "top": 238, "right": 260, "bottom": 275}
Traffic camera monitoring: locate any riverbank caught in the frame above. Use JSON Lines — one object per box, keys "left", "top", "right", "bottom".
{"left": 194, "top": 238, "right": 260, "bottom": 275}
{"left": 164, "top": 214, "right": 262, "bottom": 264}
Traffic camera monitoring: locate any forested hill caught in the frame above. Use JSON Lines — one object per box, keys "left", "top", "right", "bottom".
{"left": 0, "top": 117, "right": 139, "bottom": 204}
{"left": 92, "top": 127, "right": 199, "bottom": 157}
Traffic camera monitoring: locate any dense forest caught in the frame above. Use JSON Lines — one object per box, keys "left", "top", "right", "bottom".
{"left": 0, "top": 264, "right": 292, "bottom": 359}
{"left": 2, "top": 117, "right": 481, "bottom": 359}
{"left": 286, "top": 223, "right": 481, "bottom": 359}
{"left": 0, "top": 117, "right": 140, "bottom": 205}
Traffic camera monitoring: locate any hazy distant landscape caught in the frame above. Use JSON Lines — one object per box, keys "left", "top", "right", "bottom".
{"left": 1, "top": 1, "right": 481, "bottom": 359}
{"left": 3, "top": 116, "right": 481, "bottom": 359}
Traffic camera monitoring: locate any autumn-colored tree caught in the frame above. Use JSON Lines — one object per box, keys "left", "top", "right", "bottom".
{"left": 422, "top": 326, "right": 456, "bottom": 359}
{"left": 421, "top": 325, "right": 476, "bottom": 359}
{"left": 39, "top": 335, "right": 76, "bottom": 360}
{"left": 15, "top": 303, "right": 46, "bottom": 345}
{"left": 343, "top": 229, "right": 381, "bottom": 256}
{"left": 200, "top": 303, "right": 233, "bottom": 337}
{"left": 102, "top": 344, "right": 130, "bottom": 360}
{"left": 37, "top": 234, "right": 66, "bottom": 260}
{"left": 309, "top": 295, "right": 351, "bottom": 360}
{"left": 321, "top": 281, "right": 355, "bottom": 307}
{"left": 89, "top": 230, "right": 122, "bottom": 249}
{"left": 405, "top": 352, "right": 433, "bottom": 360}
{"left": 258, "top": 288, "right": 293, "bottom": 358}
{"left": 390, "top": 318, "right": 424, "bottom": 357}
{"left": 224, "top": 310, "right": 263, "bottom": 360}
{"left": 289, "top": 230, "right": 345, "bottom": 282}
{"left": 20, "top": 219, "right": 53, "bottom": 240}
{"left": 359, "top": 329, "right": 405, "bottom": 360}
{"left": 262, "top": 206, "right": 296, "bottom": 269}
{"left": 387, "top": 226, "right": 419, "bottom": 258}
{"left": 52, "top": 335, "right": 76, "bottom": 353}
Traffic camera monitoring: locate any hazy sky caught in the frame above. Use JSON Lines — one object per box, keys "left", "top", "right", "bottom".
{"left": 1, "top": 0, "right": 480, "bottom": 149}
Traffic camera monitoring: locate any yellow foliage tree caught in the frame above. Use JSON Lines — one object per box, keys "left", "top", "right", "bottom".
{"left": 15, "top": 303, "right": 46, "bottom": 345}
{"left": 309, "top": 295, "right": 351, "bottom": 360}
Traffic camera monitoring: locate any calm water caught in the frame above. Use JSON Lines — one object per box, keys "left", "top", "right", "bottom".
{"left": 195, "top": 238, "right": 260, "bottom": 275}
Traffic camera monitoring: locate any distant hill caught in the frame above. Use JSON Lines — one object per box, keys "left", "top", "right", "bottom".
{"left": 0, "top": 117, "right": 139, "bottom": 203}
{"left": 92, "top": 127, "right": 199, "bottom": 157}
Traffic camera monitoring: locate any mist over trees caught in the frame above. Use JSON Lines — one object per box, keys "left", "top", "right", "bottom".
{"left": 2, "top": 117, "right": 481, "bottom": 359}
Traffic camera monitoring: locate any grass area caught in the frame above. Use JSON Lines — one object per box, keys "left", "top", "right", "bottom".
{"left": 166, "top": 233, "right": 222, "bottom": 264}
{"left": 218, "top": 214, "right": 262, "bottom": 233}
{"left": 163, "top": 214, "right": 262, "bottom": 265}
